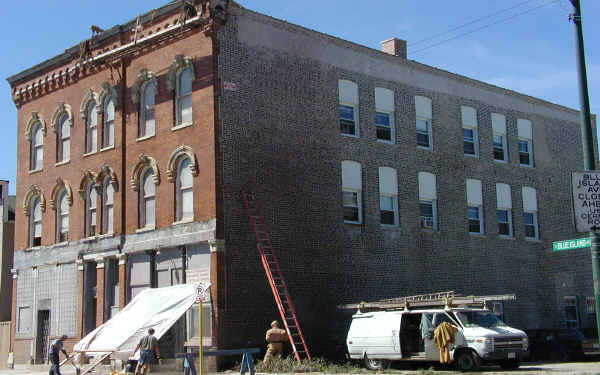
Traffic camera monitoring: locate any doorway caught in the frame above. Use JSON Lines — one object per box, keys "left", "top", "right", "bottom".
{"left": 35, "top": 310, "right": 50, "bottom": 364}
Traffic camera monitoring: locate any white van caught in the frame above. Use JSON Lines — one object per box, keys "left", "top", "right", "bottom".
{"left": 346, "top": 307, "right": 528, "bottom": 371}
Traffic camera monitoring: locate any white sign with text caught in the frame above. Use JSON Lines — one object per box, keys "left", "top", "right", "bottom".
{"left": 573, "top": 171, "right": 600, "bottom": 232}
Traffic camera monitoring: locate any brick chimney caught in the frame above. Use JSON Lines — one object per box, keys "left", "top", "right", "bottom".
{"left": 381, "top": 38, "right": 407, "bottom": 59}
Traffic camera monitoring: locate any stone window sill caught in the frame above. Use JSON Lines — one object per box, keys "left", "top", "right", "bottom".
{"left": 55, "top": 160, "right": 70, "bottom": 167}
{"left": 136, "top": 226, "right": 156, "bottom": 234}
{"left": 52, "top": 241, "right": 70, "bottom": 248}
{"left": 83, "top": 151, "right": 98, "bottom": 158}
{"left": 417, "top": 145, "right": 433, "bottom": 151}
{"left": 341, "top": 133, "right": 359, "bottom": 139}
{"left": 101, "top": 145, "right": 115, "bottom": 152}
{"left": 28, "top": 168, "right": 43, "bottom": 175}
{"left": 172, "top": 122, "right": 193, "bottom": 132}
{"left": 498, "top": 235, "right": 515, "bottom": 240}
{"left": 172, "top": 219, "right": 194, "bottom": 226}
{"left": 469, "top": 233, "right": 486, "bottom": 238}
{"left": 136, "top": 134, "right": 155, "bottom": 142}
{"left": 376, "top": 139, "right": 395, "bottom": 145}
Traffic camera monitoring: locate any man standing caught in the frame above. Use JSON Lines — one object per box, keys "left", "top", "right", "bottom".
{"left": 48, "top": 335, "right": 69, "bottom": 375}
{"left": 263, "top": 320, "right": 288, "bottom": 361}
{"left": 134, "top": 328, "right": 161, "bottom": 375}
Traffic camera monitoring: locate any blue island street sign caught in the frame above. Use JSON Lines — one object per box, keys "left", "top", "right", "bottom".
{"left": 552, "top": 237, "right": 591, "bottom": 251}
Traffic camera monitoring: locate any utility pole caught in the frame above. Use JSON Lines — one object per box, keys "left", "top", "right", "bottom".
{"left": 569, "top": 0, "right": 600, "bottom": 340}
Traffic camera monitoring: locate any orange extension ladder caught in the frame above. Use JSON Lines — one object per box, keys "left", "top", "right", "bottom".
{"left": 241, "top": 191, "right": 311, "bottom": 362}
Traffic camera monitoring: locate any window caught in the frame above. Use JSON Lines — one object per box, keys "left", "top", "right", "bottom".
{"left": 140, "top": 168, "right": 156, "bottom": 228}
{"left": 415, "top": 96, "right": 432, "bottom": 149}
{"left": 418, "top": 172, "right": 437, "bottom": 230}
{"left": 176, "top": 158, "right": 194, "bottom": 222}
{"left": 102, "top": 178, "right": 114, "bottom": 234}
{"left": 522, "top": 186, "right": 539, "bottom": 239}
{"left": 176, "top": 67, "right": 193, "bottom": 125}
{"left": 466, "top": 179, "right": 483, "bottom": 234}
{"left": 518, "top": 119, "right": 533, "bottom": 167}
{"left": 342, "top": 161, "right": 362, "bottom": 224}
{"left": 586, "top": 297, "right": 595, "bottom": 315}
{"left": 497, "top": 210, "right": 512, "bottom": 237}
{"left": 491, "top": 113, "right": 507, "bottom": 162}
{"left": 29, "top": 197, "right": 42, "bottom": 247}
{"left": 339, "top": 80, "right": 359, "bottom": 137}
{"left": 375, "top": 87, "right": 394, "bottom": 142}
{"left": 56, "top": 189, "right": 69, "bottom": 243}
{"left": 564, "top": 296, "right": 579, "bottom": 329}
{"left": 379, "top": 167, "right": 398, "bottom": 226}
{"left": 86, "top": 184, "right": 97, "bottom": 237}
{"left": 140, "top": 81, "right": 156, "bottom": 138}
{"left": 57, "top": 114, "right": 70, "bottom": 162}
{"left": 103, "top": 97, "right": 115, "bottom": 148}
{"left": 461, "top": 106, "right": 478, "bottom": 156}
{"left": 85, "top": 101, "right": 98, "bottom": 153}
{"left": 30, "top": 123, "right": 43, "bottom": 170}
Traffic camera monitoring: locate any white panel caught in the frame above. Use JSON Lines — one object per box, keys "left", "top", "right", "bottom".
{"left": 496, "top": 183, "right": 512, "bottom": 209}
{"left": 61, "top": 117, "right": 70, "bottom": 137}
{"left": 107, "top": 206, "right": 114, "bottom": 233}
{"left": 179, "top": 68, "right": 192, "bottom": 95}
{"left": 375, "top": 87, "right": 394, "bottom": 112}
{"left": 415, "top": 96, "right": 432, "bottom": 119}
{"left": 182, "top": 190, "right": 193, "bottom": 219}
{"left": 143, "top": 171, "right": 155, "bottom": 195}
{"left": 146, "top": 198, "right": 155, "bottom": 226}
{"left": 378, "top": 167, "right": 398, "bottom": 195}
{"left": 517, "top": 118, "right": 533, "bottom": 139}
{"left": 466, "top": 179, "right": 483, "bottom": 205}
{"left": 491, "top": 113, "right": 506, "bottom": 134}
{"left": 522, "top": 186, "right": 538, "bottom": 211}
{"left": 179, "top": 159, "right": 193, "bottom": 188}
{"left": 62, "top": 139, "right": 70, "bottom": 159}
{"left": 342, "top": 160, "right": 362, "bottom": 190}
{"left": 461, "top": 106, "right": 477, "bottom": 128}
{"left": 418, "top": 172, "right": 437, "bottom": 200}
{"left": 338, "top": 79, "right": 358, "bottom": 104}
{"left": 180, "top": 96, "right": 193, "bottom": 123}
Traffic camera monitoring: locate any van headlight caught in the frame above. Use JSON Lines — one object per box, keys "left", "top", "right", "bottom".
{"left": 472, "top": 337, "right": 493, "bottom": 352}
{"left": 522, "top": 337, "right": 529, "bottom": 350}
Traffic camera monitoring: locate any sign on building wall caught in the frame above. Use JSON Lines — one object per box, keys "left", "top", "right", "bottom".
{"left": 572, "top": 171, "right": 600, "bottom": 232}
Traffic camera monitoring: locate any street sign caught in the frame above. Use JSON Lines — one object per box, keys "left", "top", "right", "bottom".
{"left": 553, "top": 237, "right": 591, "bottom": 251}
{"left": 195, "top": 282, "right": 211, "bottom": 303}
{"left": 572, "top": 171, "right": 600, "bottom": 232}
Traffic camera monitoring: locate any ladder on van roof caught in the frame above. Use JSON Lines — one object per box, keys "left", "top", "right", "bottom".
{"left": 241, "top": 192, "right": 312, "bottom": 362}
{"left": 338, "top": 291, "right": 516, "bottom": 312}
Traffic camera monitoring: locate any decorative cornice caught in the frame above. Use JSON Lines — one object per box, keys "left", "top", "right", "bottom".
{"left": 23, "top": 185, "right": 46, "bottom": 216}
{"left": 166, "top": 145, "right": 199, "bottom": 182}
{"left": 50, "top": 102, "right": 73, "bottom": 133}
{"left": 131, "top": 154, "right": 160, "bottom": 191}
{"left": 25, "top": 112, "right": 46, "bottom": 141}
{"left": 50, "top": 177, "right": 73, "bottom": 210}
{"left": 78, "top": 170, "right": 97, "bottom": 199}
{"left": 97, "top": 82, "right": 119, "bottom": 113}
{"left": 166, "top": 55, "right": 196, "bottom": 92}
{"left": 80, "top": 88, "right": 98, "bottom": 119}
{"left": 131, "top": 69, "right": 157, "bottom": 104}
{"left": 96, "top": 164, "right": 119, "bottom": 192}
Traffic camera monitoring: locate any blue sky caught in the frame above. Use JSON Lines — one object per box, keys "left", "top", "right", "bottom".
{"left": 1, "top": 0, "right": 598, "bottom": 194}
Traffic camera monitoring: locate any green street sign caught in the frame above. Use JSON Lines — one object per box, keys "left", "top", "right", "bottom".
{"left": 553, "top": 237, "right": 591, "bottom": 251}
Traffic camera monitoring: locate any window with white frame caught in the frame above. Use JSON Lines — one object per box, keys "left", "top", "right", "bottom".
{"left": 375, "top": 87, "right": 394, "bottom": 142}
{"left": 339, "top": 80, "right": 359, "bottom": 136}
{"left": 466, "top": 179, "right": 484, "bottom": 234}
{"left": 379, "top": 167, "right": 398, "bottom": 226}
{"left": 461, "top": 106, "right": 478, "bottom": 156}
{"left": 57, "top": 114, "right": 70, "bottom": 163}
{"left": 176, "top": 158, "right": 194, "bottom": 222}
{"left": 103, "top": 97, "right": 115, "bottom": 148}
{"left": 56, "top": 189, "right": 69, "bottom": 243}
{"left": 30, "top": 196, "right": 42, "bottom": 247}
{"left": 30, "top": 122, "right": 43, "bottom": 171}
{"left": 418, "top": 172, "right": 437, "bottom": 230}
{"left": 102, "top": 177, "right": 114, "bottom": 234}
{"left": 518, "top": 119, "right": 534, "bottom": 167}
{"left": 140, "top": 168, "right": 156, "bottom": 228}
{"left": 176, "top": 67, "right": 193, "bottom": 125}
{"left": 86, "top": 184, "right": 97, "bottom": 237}
{"left": 140, "top": 81, "right": 156, "bottom": 138}
{"left": 85, "top": 101, "right": 98, "bottom": 153}
{"left": 342, "top": 160, "right": 362, "bottom": 224}
{"left": 496, "top": 183, "right": 513, "bottom": 237}
{"left": 491, "top": 113, "right": 507, "bottom": 162}
{"left": 564, "top": 296, "right": 579, "bottom": 328}
{"left": 415, "top": 96, "right": 432, "bottom": 149}
{"left": 522, "top": 186, "right": 539, "bottom": 239}
{"left": 586, "top": 296, "right": 595, "bottom": 315}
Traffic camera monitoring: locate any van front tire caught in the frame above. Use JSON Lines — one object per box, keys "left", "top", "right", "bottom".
{"left": 455, "top": 351, "right": 481, "bottom": 372}
{"left": 363, "top": 355, "right": 390, "bottom": 370}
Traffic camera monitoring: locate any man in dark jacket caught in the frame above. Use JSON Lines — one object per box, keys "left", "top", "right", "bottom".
{"left": 48, "top": 335, "right": 69, "bottom": 375}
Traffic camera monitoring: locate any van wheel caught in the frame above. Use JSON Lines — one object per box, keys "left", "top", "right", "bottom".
{"left": 363, "top": 355, "right": 390, "bottom": 370}
{"left": 499, "top": 359, "right": 520, "bottom": 370}
{"left": 455, "top": 351, "right": 481, "bottom": 372}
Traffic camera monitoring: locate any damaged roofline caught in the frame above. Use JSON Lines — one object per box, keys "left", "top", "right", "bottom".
{"left": 5, "top": 0, "right": 186, "bottom": 86}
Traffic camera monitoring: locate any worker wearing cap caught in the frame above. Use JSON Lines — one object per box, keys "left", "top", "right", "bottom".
{"left": 48, "top": 335, "right": 69, "bottom": 375}
{"left": 134, "top": 328, "right": 161, "bottom": 375}
{"left": 263, "top": 320, "right": 288, "bottom": 361}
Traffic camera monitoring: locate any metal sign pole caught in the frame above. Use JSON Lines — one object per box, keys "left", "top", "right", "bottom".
{"left": 199, "top": 299, "right": 203, "bottom": 375}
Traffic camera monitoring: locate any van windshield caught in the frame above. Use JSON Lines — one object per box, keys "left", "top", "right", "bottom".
{"left": 455, "top": 311, "right": 507, "bottom": 328}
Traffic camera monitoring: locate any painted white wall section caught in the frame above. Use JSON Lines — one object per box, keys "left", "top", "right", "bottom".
{"left": 339, "top": 79, "right": 358, "bottom": 104}
{"left": 378, "top": 167, "right": 398, "bottom": 195}
{"left": 492, "top": 113, "right": 507, "bottom": 134}
{"left": 418, "top": 172, "right": 437, "bottom": 200}
{"left": 466, "top": 179, "right": 483, "bottom": 205}
{"left": 461, "top": 106, "right": 477, "bottom": 128}
{"left": 415, "top": 96, "right": 432, "bottom": 119}
{"left": 522, "top": 187, "right": 538, "bottom": 211}
{"left": 496, "top": 183, "right": 512, "bottom": 209}
{"left": 342, "top": 161, "right": 362, "bottom": 190}
{"left": 375, "top": 87, "right": 394, "bottom": 112}
{"left": 518, "top": 119, "right": 533, "bottom": 139}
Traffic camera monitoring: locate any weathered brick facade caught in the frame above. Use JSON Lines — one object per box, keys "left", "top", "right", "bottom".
{"left": 6, "top": 0, "right": 599, "bottom": 364}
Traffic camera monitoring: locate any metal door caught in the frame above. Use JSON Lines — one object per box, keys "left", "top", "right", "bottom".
{"left": 35, "top": 310, "right": 50, "bottom": 364}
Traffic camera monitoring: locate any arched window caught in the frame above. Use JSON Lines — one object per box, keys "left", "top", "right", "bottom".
{"left": 176, "top": 158, "right": 193, "bottom": 222}
{"left": 56, "top": 189, "right": 69, "bottom": 242}
{"left": 30, "top": 197, "right": 42, "bottom": 247}
{"left": 140, "top": 81, "right": 156, "bottom": 138}
{"left": 86, "top": 183, "right": 97, "bottom": 237}
{"left": 85, "top": 101, "right": 98, "bottom": 154}
{"left": 57, "top": 114, "right": 70, "bottom": 162}
{"left": 140, "top": 168, "right": 155, "bottom": 229}
{"left": 102, "top": 177, "right": 114, "bottom": 234}
{"left": 176, "top": 67, "right": 192, "bottom": 125}
{"left": 103, "top": 97, "right": 115, "bottom": 148}
{"left": 30, "top": 123, "right": 43, "bottom": 170}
